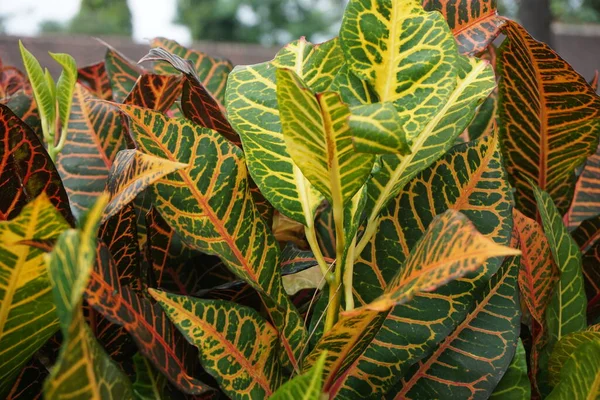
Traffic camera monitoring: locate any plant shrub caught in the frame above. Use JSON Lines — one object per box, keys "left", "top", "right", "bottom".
{"left": 1, "top": 0, "right": 600, "bottom": 399}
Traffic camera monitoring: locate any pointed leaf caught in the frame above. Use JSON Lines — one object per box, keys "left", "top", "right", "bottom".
{"left": 270, "top": 352, "right": 327, "bottom": 400}
{"left": 329, "top": 64, "right": 378, "bottom": 107}
{"left": 105, "top": 46, "right": 143, "bottom": 103}
{"left": 116, "top": 103, "right": 307, "bottom": 367}
{"left": 139, "top": 47, "right": 241, "bottom": 146}
{"left": 57, "top": 84, "right": 127, "bottom": 218}
{"left": 150, "top": 38, "right": 233, "bottom": 103}
{"left": 498, "top": 21, "right": 600, "bottom": 218}
{"left": 513, "top": 209, "right": 559, "bottom": 326}
{"left": 124, "top": 74, "right": 183, "bottom": 113}
{"left": 533, "top": 184, "right": 587, "bottom": 345}
{"left": 0, "top": 104, "right": 72, "bottom": 222}
{"left": 0, "top": 195, "right": 69, "bottom": 397}
{"left": 151, "top": 290, "right": 284, "bottom": 400}
{"left": 305, "top": 209, "right": 518, "bottom": 389}
{"left": 78, "top": 61, "right": 112, "bottom": 100}
{"left": 44, "top": 196, "right": 134, "bottom": 399}
{"left": 277, "top": 68, "right": 374, "bottom": 204}
{"left": 18, "top": 41, "right": 54, "bottom": 125}
{"left": 104, "top": 149, "right": 188, "bottom": 221}
{"left": 49, "top": 52, "right": 77, "bottom": 130}
{"left": 340, "top": 0, "right": 458, "bottom": 138}
{"left": 348, "top": 103, "right": 410, "bottom": 154}
{"left": 390, "top": 256, "right": 521, "bottom": 399}
{"left": 423, "top": 0, "right": 505, "bottom": 55}
{"left": 490, "top": 339, "right": 531, "bottom": 399}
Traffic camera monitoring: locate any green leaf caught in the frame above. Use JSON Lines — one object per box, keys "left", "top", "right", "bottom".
{"left": 340, "top": 0, "right": 458, "bottom": 139}
{"left": 150, "top": 290, "right": 283, "bottom": 400}
{"left": 44, "top": 196, "right": 134, "bottom": 399}
{"left": 133, "top": 353, "right": 167, "bottom": 400}
{"left": 45, "top": 68, "right": 56, "bottom": 102}
{"left": 305, "top": 209, "right": 519, "bottom": 390}
{"left": 547, "top": 339, "right": 600, "bottom": 399}
{"left": 532, "top": 183, "right": 587, "bottom": 346}
{"left": 331, "top": 133, "right": 514, "bottom": 399}
{"left": 276, "top": 68, "right": 374, "bottom": 205}
{"left": 360, "top": 56, "right": 495, "bottom": 253}
{"left": 349, "top": 103, "right": 410, "bottom": 154}
{"left": 104, "top": 45, "right": 143, "bottom": 103}
{"left": 548, "top": 330, "right": 600, "bottom": 386}
{"left": 270, "top": 352, "right": 327, "bottom": 400}
{"left": 490, "top": 339, "right": 531, "bottom": 399}
{"left": 389, "top": 256, "right": 521, "bottom": 399}
{"left": 49, "top": 52, "right": 77, "bottom": 133}
{"left": 115, "top": 103, "right": 307, "bottom": 369}
{"left": 225, "top": 38, "right": 344, "bottom": 226}
{"left": 18, "top": 41, "right": 55, "bottom": 128}
{"left": 0, "top": 195, "right": 69, "bottom": 398}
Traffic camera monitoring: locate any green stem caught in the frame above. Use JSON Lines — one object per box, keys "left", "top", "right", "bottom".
{"left": 324, "top": 196, "right": 346, "bottom": 332}
{"left": 343, "top": 235, "right": 357, "bottom": 311}
{"left": 354, "top": 216, "right": 380, "bottom": 262}
{"left": 304, "top": 225, "right": 334, "bottom": 285}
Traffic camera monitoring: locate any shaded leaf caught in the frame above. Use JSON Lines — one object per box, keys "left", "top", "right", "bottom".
{"left": 0, "top": 104, "right": 72, "bottom": 222}
{"left": 133, "top": 353, "right": 167, "bottom": 400}
{"left": 105, "top": 46, "right": 143, "bottom": 103}
{"left": 0, "top": 58, "right": 31, "bottom": 99}
{"left": 124, "top": 74, "right": 183, "bottom": 113}
{"left": 498, "top": 21, "right": 600, "bottom": 218}
{"left": 546, "top": 339, "right": 600, "bottom": 399}
{"left": 490, "top": 339, "right": 531, "bottom": 399}
{"left": 423, "top": 0, "right": 505, "bottom": 55}
{"left": 4, "top": 357, "right": 46, "bottom": 400}
{"left": 548, "top": 330, "right": 600, "bottom": 386}
{"left": 270, "top": 352, "right": 327, "bottom": 400}
{"left": 151, "top": 290, "right": 284, "bottom": 400}
{"left": 567, "top": 145, "right": 600, "bottom": 227}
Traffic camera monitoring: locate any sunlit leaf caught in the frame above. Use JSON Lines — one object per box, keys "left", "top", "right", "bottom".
{"left": 0, "top": 195, "right": 69, "bottom": 397}
{"left": 78, "top": 61, "right": 112, "bottom": 100}
{"left": 270, "top": 352, "right": 327, "bottom": 400}
{"left": 49, "top": 52, "right": 77, "bottom": 132}
{"left": 546, "top": 339, "right": 600, "bottom": 399}
{"left": 548, "top": 330, "right": 600, "bottom": 386}
{"left": 104, "top": 45, "right": 143, "bottom": 103}
{"left": 124, "top": 74, "right": 183, "bottom": 113}
{"left": 0, "top": 57, "right": 31, "bottom": 100}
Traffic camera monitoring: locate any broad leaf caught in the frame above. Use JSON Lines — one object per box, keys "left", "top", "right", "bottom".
{"left": 0, "top": 195, "right": 69, "bottom": 397}
{"left": 331, "top": 133, "right": 514, "bottom": 399}
{"left": 57, "top": 84, "right": 127, "bottom": 218}
{"left": 4, "top": 358, "right": 47, "bottom": 400}
{"left": 340, "top": 0, "right": 458, "bottom": 139}
{"left": 572, "top": 215, "right": 600, "bottom": 301}
{"left": 124, "top": 74, "right": 183, "bottom": 113}
{"left": 270, "top": 353, "right": 327, "bottom": 400}
{"left": 225, "top": 38, "right": 343, "bottom": 226}
{"left": 548, "top": 330, "right": 600, "bottom": 386}
{"left": 0, "top": 57, "right": 31, "bottom": 99}
{"left": 490, "top": 339, "right": 531, "bottom": 399}
{"left": 150, "top": 37, "right": 233, "bottom": 103}
{"left": 546, "top": 339, "right": 600, "bottom": 399}
{"left": 115, "top": 104, "right": 307, "bottom": 368}
{"left": 498, "top": 21, "right": 600, "bottom": 218}
{"left": 78, "top": 61, "right": 112, "bottom": 100}
{"left": 390, "top": 256, "right": 521, "bottom": 399}
{"left": 44, "top": 196, "right": 134, "bottom": 399}
{"left": 305, "top": 209, "right": 519, "bottom": 390}
{"left": 151, "top": 290, "right": 283, "bottom": 400}
{"left": 0, "top": 104, "right": 72, "bottom": 222}
{"left": 533, "top": 184, "right": 587, "bottom": 346}
{"left": 4, "top": 92, "right": 44, "bottom": 141}
{"left": 277, "top": 68, "right": 374, "bottom": 204}
{"left": 359, "top": 56, "right": 495, "bottom": 254}
{"left": 104, "top": 149, "right": 188, "bottom": 222}
{"left": 423, "top": 0, "right": 505, "bottom": 55}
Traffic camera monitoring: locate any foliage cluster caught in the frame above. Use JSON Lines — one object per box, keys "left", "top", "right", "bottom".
{"left": 1, "top": 0, "right": 600, "bottom": 399}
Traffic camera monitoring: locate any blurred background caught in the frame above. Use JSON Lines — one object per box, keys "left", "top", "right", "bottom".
{"left": 1, "top": 0, "right": 599, "bottom": 79}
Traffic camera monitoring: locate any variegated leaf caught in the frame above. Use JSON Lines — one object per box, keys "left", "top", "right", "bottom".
{"left": 124, "top": 74, "right": 183, "bottom": 113}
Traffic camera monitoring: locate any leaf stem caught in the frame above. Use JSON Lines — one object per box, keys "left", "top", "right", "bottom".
{"left": 305, "top": 225, "right": 334, "bottom": 285}
{"left": 354, "top": 216, "right": 380, "bottom": 261}
{"left": 324, "top": 197, "right": 346, "bottom": 332}
{"left": 343, "top": 235, "right": 357, "bottom": 311}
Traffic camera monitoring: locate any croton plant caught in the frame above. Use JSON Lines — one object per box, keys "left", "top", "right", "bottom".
{"left": 1, "top": 0, "right": 599, "bottom": 399}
